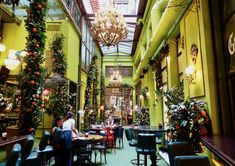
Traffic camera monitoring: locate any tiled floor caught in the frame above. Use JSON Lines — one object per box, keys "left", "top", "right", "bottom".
{"left": 0, "top": 131, "right": 169, "bottom": 166}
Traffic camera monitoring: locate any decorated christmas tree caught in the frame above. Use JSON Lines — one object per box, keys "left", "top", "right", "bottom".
{"left": 45, "top": 34, "right": 70, "bottom": 118}
{"left": 19, "top": 0, "right": 47, "bottom": 134}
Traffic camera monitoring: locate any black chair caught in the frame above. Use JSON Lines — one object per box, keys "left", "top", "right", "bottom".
{"left": 155, "top": 130, "right": 163, "bottom": 161}
{"left": 18, "top": 135, "right": 39, "bottom": 166}
{"left": 1, "top": 143, "right": 21, "bottom": 166}
{"left": 92, "top": 139, "right": 107, "bottom": 164}
{"left": 125, "top": 128, "right": 137, "bottom": 147}
{"left": 167, "top": 141, "right": 195, "bottom": 166}
{"left": 50, "top": 128, "right": 63, "bottom": 165}
{"left": 136, "top": 133, "right": 156, "bottom": 166}
{"left": 37, "top": 131, "right": 54, "bottom": 165}
{"left": 73, "top": 138, "right": 94, "bottom": 165}
{"left": 174, "top": 155, "right": 210, "bottom": 166}
{"left": 114, "top": 126, "right": 124, "bottom": 148}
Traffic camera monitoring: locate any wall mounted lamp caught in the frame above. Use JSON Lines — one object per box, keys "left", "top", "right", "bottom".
{"left": 185, "top": 44, "right": 198, "bottom": 84}
{"left": 4, "top": 49, "right": 26, "bottom": 70}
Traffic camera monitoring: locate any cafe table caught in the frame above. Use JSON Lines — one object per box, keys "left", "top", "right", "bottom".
{"left": 132, "top": 125, "right": 166, "bottom": 133}
{"left": 0, "top": 135, "right": 28, "bottom": 158}
{"left": 77, "top": 134, "right": 103, "bottom": 141}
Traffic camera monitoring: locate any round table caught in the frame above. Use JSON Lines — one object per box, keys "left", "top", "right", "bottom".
{"left": 132, "top": 126, "right": 166, "bottom": 132}
{"left": 78, "top": 135, "right": 103, "bottom": 141}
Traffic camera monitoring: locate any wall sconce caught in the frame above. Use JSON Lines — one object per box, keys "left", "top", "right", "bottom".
{"left": 4, "top": 49, "right": 20, "bottom": 70}
{"left": 185, "top": 44, "right": 198, "bottom": 84}
{"left": 146, "top": 91, "right": 150, "bottom": 98}
{"left": 185, "top": 64, "right": 195, "bottom": 84}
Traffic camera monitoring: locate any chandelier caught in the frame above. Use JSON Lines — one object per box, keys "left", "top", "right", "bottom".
{"left": 110, "top": 70, "right": 122, "bottom": 84}
{"left": 90, "top": 1, "right": 128, "bottom": 47}
{"left": 0, "top": 0, "right": 20, "bottom": 12}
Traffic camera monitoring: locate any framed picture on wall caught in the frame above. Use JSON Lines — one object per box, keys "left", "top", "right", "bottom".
{"left": 183, "top": 3, "right": 205, "bottom": 98}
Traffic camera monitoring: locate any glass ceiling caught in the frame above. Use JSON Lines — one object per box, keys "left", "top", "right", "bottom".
{"left": 82, "top": 0, "right": 140, "bottom": 56}
{"left": 12, "top": 0, "right": 66, "bottom": 20}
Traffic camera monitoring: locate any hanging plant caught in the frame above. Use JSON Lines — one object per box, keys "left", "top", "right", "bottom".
{"left": 44, "top": 34, "right": 70, "bottom": 118}
{"left": 19, "top": 0, "right": 47, "bottom": 134}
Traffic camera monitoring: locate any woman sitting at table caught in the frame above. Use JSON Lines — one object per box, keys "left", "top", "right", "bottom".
{"left": 51, "top": 116, "right": 63, "bottom": 166}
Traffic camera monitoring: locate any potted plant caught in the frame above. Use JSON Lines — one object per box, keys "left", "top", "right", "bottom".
{"left": 159, "top": 82, "right": 211, "bottom": 152}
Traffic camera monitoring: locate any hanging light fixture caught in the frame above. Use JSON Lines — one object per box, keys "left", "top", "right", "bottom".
{"left": 90, "top": 0, "right": 128, "bottom": 47}
{"left": 0, "top": 0, "right": 20, "bottom": 12}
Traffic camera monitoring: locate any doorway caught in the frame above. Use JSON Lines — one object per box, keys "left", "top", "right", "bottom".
{"left": 105, "top": 86, "right": 132, "bottom": 125}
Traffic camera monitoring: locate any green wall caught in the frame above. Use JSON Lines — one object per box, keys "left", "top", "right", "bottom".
{"left": 103, "top": 56, "right": 134, "bottom": 87}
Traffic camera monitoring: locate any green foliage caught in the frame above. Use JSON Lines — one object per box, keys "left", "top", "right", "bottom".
{"left": 44, "top": 34, "right": 70, "bottom": 118}
{"left": 100, "top": 73, "right": 106, "bottom": 122}
{"left": 50, "top": 34, "right": 67, "bottom": 75}
{"left": 162, "top": 82, "right": 211, "bottom": 152}
{"left": 135, "top": 107, "right": 150, "bottom": 125}
{"left": 155, "top": 60, "right": 162, "bottom": 90}
{"left": 19, "top": 0, "right": 47, "bottom": 134}
{"left": 141, "top": 87, "right": 148, "bottom": 97}
{"left": 84, "top": 55, "right": 99, "bottom": 129}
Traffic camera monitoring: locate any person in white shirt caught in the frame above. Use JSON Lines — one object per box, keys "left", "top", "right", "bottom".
{"left": 61, "top": 111, "right": 79, "bottom": 166}
{"left": 63, "top": 111, "right": 79, "bottom": 139}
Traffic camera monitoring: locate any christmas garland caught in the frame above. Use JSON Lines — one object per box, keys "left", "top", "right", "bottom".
{"left": 45, "top": 34, "right": 70, "bottom": 118}
{"left": 100, "top": 72, "right": 106, "bottom": 122}
{"left": 93, "top": 61, "right": 99, "bottom": 116}
{"left": 84, "top": 55, "right": 98, "bottom": 129}
{"left": 19, "top": 0, "right": 47, "bottom": 134}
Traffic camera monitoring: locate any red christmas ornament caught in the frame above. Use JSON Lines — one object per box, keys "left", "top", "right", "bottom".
{"left": 200, "top": 110, "right": 207, "bottom": 118}
{"left": 175, "top": 124, "right": 180, "bottom": 130}
{"left": 28, "top": 51, "right": 33, "bottom": 56}
{"left": 32, "top": 28, "right": 37, "bottom": 33}
{"left": 37, "top": 3, "right": 42, "bottom": 10}
{"left": 42, "top": 88, "right": 50, "bottom": 96}
{"left": 32, "top": 101, "right": 36, "bottom": 106}
{"left": 35, "top": 94, "right": 40, "bottom": 99}
{"left": 30, "top": 80, "right": 35, "bottom": 85}
{"left": 34, "top": 71, "right": 40, "bottom": 75}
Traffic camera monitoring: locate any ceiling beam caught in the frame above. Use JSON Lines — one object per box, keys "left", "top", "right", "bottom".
{"left": 76, "top": 0, "right": 86, "bottom": 16}
{"left": 130, "top": 0, "right": 148, "bottom": 56}
{"left": 85, "top": 13, "right": 139, "bottom": 18}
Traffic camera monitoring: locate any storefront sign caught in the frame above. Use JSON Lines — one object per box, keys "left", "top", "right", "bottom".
{"left": 228, "top": 32, "right": 235, "bottom": 55}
